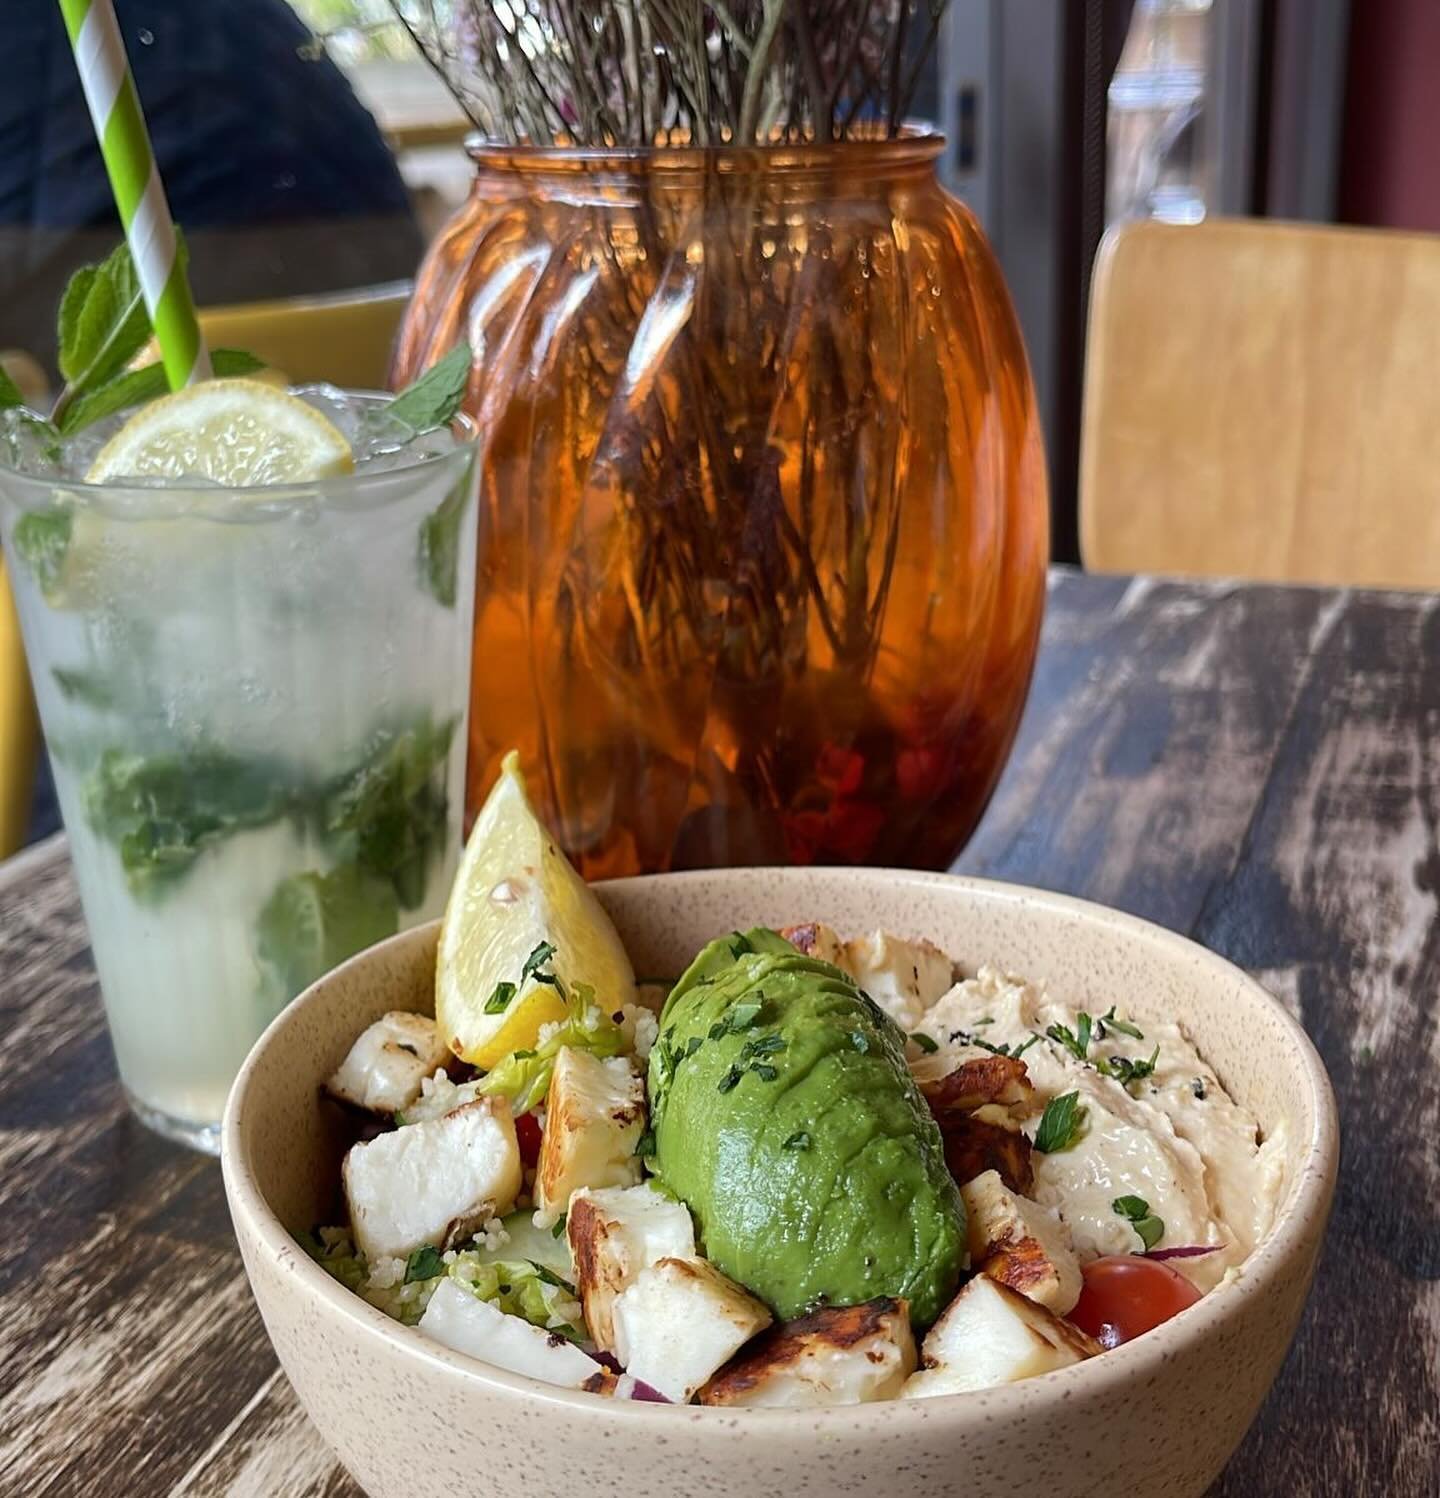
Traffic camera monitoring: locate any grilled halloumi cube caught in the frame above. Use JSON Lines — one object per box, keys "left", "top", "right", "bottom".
{"left": 343, "top": 1096, "right": 521, "bottom": 1261}
{"left": 961, "top": 1169, "right": 1082, "bottom": 1315}
{"left": 324, "top": 1011, "right": 451, "bottom": 1117}
{"left": 779, "top": 922, "right": 849, "bottom": 968}
{"left": 533, "top": 1048, "right": 646, "bottom": 1228}
{"left": 418, "top": 1280, "right": 597, "bottom": 1388}
{"left": 698, "top": 1297, "right": 916, "bottom": 1407}
{"left": 567, "top": 1183, "right": 696, "bottom": 1353}
{"left": 841, "top": 930, "right": 955, "bottom": 1031}
{"left": 901, "top": 1276, "right": 1098, "bottom": 1399}
{"left": 612, "top": 1257, "right": 772, "bottom": 1404}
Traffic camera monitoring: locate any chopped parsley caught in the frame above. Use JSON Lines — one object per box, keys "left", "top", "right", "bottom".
{"left": 633, "top": 1128, "right": 656, "bottom": 1157}
{"left": 684, "top": 1035, "right": 705, "bottom": 1058}
{"left": 520, "top": 940, "right": 557, "bottom": 982}
{"left": 1112, "top": 1194, "right": 1165, "bottom": 1251}
{"left": 1097, "top": 1044, "right": 1161, "bottom": 1090}
{"left": 850, "top": 1030, "right": 871, "bottom": 1054}
{"left": 741, "top": 1033, "right": 786, "bottom": 1059}
{"left": 552, "top": 1214, "right": 567, "bottom": 1240}
{"left": 717, "top": 1064, "right": 744, "bottom": 1093}
{"left": 1097, "top": 1006, "right": 1144, "bottom": 1041}
{"left": 1046, "top": 1016, "right": 1092, "bottom": 1063}
{"left": 1033, "top": 1092, "right": 1086, "bottom": 1153}
{"left": 404, "top": 1244, "right": 444, "bottom": 1283}
{"left": 783, "top": 1130, "right": 812, "bottom": 1151}
{"left": 483, "top": 981, "right": 516, "bottom": 1014}
{"left": 533, "top": 1264, "right": 577, "bottom": 1294}
{"left": 727, "top": 999, "right": 763, "bottom": 1032}
{"left": 911, "top": 1031, "right": 939, "bottom": 1054}
{"left": 729, "top": 931, "right": 754, "bottom": 959}
{"left": 751, "top": 1062, "right": 779, "bottom": 1081}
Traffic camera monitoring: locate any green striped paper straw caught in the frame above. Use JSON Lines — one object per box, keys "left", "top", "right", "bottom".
{"left": 57, "top": 0, "right": 211, "bottom": 389}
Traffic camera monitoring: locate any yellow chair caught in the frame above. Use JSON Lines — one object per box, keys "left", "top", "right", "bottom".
{"left": 1080, "top": 217, "right": 1440, "bottom": 589}
{"left": 0, "top": 284, "right": 415, "bottom": 858}
{"left": 0, "top": 560, "right": 39, "bottom": 858}
{"left": 197, "top": 280, "right": 412, "bottom": 389}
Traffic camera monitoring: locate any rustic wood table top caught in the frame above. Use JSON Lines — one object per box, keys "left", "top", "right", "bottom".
{"left": 1, "top": 569, "right": 1434, "bottom": 1496}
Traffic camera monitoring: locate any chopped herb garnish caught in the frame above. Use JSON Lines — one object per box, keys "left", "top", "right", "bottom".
{"left": 783, "top": 1130, "right": 812, "bottom": 1151}
{"left": 912, "top": 1031, "right": 939, "bottom": 1054}
{"left": 974, "top": 1016, "right": 995, "bottom": 1026}
{"left": 634, "top": 1128, "right": 656, "bottom": 1158}
{"left": 512, "top": 1048, "right": 537, "bottom": 1060}
{"left": 1045, "top": 1019, "right": 1091, "bottom": 1063}
{"left": 751, "top": 1062, "right": 779, "bottom": 1081}
{"left": 520, "top": 941, "right": 557, "bottom": 982}
{"left": 1098, "top": 1006, "right": 1145, "bottom": 1041}
{"left": 727, "top": 999, "right": 763, "bottom": 1031}
{"left": 484, "top": 980, "right": 516, "bottom": 1014}
{"left": 729, "top": 931, "right": 754, "bottom": 959}
{"left": 1012, "top": 1034, "right": 1041, "bottom": 1060}
{"left": 533, "top": 1264, "right": 577, "bottom": 1294}
{"left": 741, "top": 1032, "right": 786, "bottom": 1059}
{"left": 552, "top": 1214, "right": 567, "bottom": 1240}
{"left": 1098, "top": 1044, "right": 1161, "bottom": 1090}
{"left": 1033, "top": 1092, "right": 1086, "bottom": 1153}
{"left": 1191, "top": 1078, "right": 1207, "bottom": 1100}
{"left": 1112, "top": 1195, "right": 1164, "bottom": 1251}
{"left": 684, "top": 1035, "right": 705, "bottom": 1058}
{"left": 708, "top": 1021, "right": 728, "bottom": 1041}
{"left": 718, "top": 1064, "right": 744, "bottom": 1093}
{"left": 850, "top": 1030, "right": 871, "bottom": 1054}
{"left": 404, "top": 1244, "right": 444, "bottom": 1283}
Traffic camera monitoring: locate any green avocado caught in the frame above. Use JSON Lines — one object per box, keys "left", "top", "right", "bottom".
{"left": 647, "top": 928, "right": 966, "bottom": 1328}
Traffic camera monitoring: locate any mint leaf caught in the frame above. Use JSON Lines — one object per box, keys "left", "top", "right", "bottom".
{"left": 521, "top": 940, "right": 557, "bottom": 983}
{"left": 1033, "top": 1091, "right": 1086, "bottom": 1153}
{"left": 404, "top": 1244, "right": 445, "bottom": 1283}
{"left": 321, "top": 716, "right": 457, "bottom": 909}
{"left": 0, "top": 364, "right": 23, "bottom": 409}
{"left": 418, "top": 456, "right": 473, "bottom": 606}
{"left": 82, "top": 746, "right": 294, "bottom": 896}
{"left": 52, "top": 666, "right": 122, "bottom": 711}
{"left": 59, "top": 348, "right": 265, "bottom": 435}
{"left": 1097, "top": 1043, "right": 1161, "bottom": 1091}
{"left": 256, "top": 863, "right": 399, "bottom": 1005}
{"left": 387, "top": 342, "right": 471, "bottom": 433}
{"left": 57, "top": 240, "right": 164, "bottom": 392}
{"left": 485, "top": 980, "right": 516, "bottom": 1014}
{"left": 12, "top": 509, "right": 73, "bottom": 595}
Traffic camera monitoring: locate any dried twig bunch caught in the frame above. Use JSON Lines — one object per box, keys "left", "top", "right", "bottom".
{"left": 389, "top": 0, "right": 948, "bottom": 146}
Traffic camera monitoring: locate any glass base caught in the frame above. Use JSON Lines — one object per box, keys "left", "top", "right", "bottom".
{"left": 126, "top": 1088, "right": 222, "bottom": 1155}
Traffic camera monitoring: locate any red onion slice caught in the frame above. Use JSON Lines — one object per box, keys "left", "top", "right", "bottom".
{"left": 1144, "top": 1244, "right": 1220, "bottom": 1261}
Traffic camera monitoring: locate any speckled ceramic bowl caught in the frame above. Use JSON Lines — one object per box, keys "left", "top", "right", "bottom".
{"left": 222, "top": 868, "right": 1337, "bottom": 1498}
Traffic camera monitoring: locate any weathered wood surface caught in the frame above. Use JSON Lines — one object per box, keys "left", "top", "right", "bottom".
{"left": 1, "top": 569, "right": 1435, "bottom": 1496}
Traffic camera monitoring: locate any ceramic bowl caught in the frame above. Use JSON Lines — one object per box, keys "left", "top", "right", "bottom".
{"left": 222, "top": 868, "right": 1337, "bottom": 1498}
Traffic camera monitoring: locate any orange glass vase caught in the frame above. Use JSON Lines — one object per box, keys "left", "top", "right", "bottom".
{"left": 393, "top": 132, "right": 1048, "bottom": 879}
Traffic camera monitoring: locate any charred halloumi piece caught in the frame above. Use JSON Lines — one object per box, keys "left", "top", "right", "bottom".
{"left": 960, "top": 1169, "right": 1082, "bottom": 1315}
{"left": 611, "top": 1257, "right": 772, "bottom": 1404}
{"left": 343, "top": 1096, "right": 521, "bottom": 1261}
{"left": 921, "top": 1054, "right": 1036, "bottom": 1116}
{"left": 533, "top": 1048, "right": 646, "bottom": 1228}
{"left": 901, "top": 1276, "right": 1098, "bottom": 1399}
{"left": 779, "top": 922, "right": 848, "bottom": 968}
{"left": 324, "top": 1011, "right": 450, "bottom": 1117}
{"left": 841, "top": 930, "right": 956, "bottom": 1031}
{"left": 418, "top": 1280, "right": 596, "bottom": 1388}
{"left": 567, "top": 1183, "right": 696, "bottom": 1353}
{"left": 698, "top": 1297, "right": 916, "bottom": 1407}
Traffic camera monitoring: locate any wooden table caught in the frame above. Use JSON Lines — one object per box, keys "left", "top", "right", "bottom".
{"left": 2, "top": 571, "right": 1434, "bottom": 1495}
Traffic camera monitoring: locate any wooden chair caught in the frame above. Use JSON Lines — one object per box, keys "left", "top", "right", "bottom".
{"left": 1080, "top": 217, "right": 1440, "bottom": 589}
{"left": 0, "top": 284, "right": 413, "bottom": 859}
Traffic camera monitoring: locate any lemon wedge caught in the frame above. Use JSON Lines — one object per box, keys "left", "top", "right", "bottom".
{"left": 86, "top": 378, "right": 353, "bottom": 485}
{"left": 437, "top": 751, "right": 637, "bottom": 1068}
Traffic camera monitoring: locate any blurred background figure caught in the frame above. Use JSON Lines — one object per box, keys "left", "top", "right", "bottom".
{"left": 0, "top": 0, "right": 423, "bottom": 374}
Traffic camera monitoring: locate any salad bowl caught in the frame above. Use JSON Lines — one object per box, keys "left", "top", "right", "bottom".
{"left": 222, "top": 867, "right": 1337, "bottom": 1498}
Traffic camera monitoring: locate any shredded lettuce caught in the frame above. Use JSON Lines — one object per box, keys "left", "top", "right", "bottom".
{"left": 477, "top": 982, "right": 628, "bottom": 1114}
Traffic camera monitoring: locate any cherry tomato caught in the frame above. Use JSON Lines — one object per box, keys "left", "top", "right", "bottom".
{"left": 1068, "top": 1255, "right": 1202, "bottom": 1349}
{"left": 515, "top": 1110, "right": 543, "bottom": 1166}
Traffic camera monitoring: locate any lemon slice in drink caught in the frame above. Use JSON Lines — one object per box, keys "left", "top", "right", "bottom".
{"left": 437, "top": 751, "right": 637, "bottom": 1068}
{"left": 87, "top": 378, "right": 353, "bottom": 485}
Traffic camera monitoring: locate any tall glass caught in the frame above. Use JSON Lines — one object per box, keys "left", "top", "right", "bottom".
{"left": 0, "top": 398, "right": 477, "bottom": 1152}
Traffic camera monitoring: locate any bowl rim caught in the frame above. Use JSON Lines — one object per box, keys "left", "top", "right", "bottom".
{"left": 221, "top": 866, "right": 1339, "bottom": 1425}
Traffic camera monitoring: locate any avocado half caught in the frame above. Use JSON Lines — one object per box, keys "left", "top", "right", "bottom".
{"left": 647, "top": 927, "right": 966, "bottom": 1328}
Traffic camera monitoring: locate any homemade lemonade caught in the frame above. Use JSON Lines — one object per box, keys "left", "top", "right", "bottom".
{"left": 0, "top": 384, "right": 478, "bottom": 1149}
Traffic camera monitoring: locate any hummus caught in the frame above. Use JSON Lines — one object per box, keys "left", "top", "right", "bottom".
{"left": 911, "top": 967, "right": 1287, "bottom": 1293}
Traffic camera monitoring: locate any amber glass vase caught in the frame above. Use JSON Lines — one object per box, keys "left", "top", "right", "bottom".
{"left": 393, "top": 131, "right": 1048, "bottom": 878}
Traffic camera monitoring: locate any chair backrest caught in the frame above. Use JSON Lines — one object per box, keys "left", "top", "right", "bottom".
{"left": 198, "top": 281, "right": 413, "bottom": 391}
{"left": 1080, "top": 217, "right": 1440, "bottom": 588}
{"left": 0, "top": 559, "right": 39, "bottom": 860}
